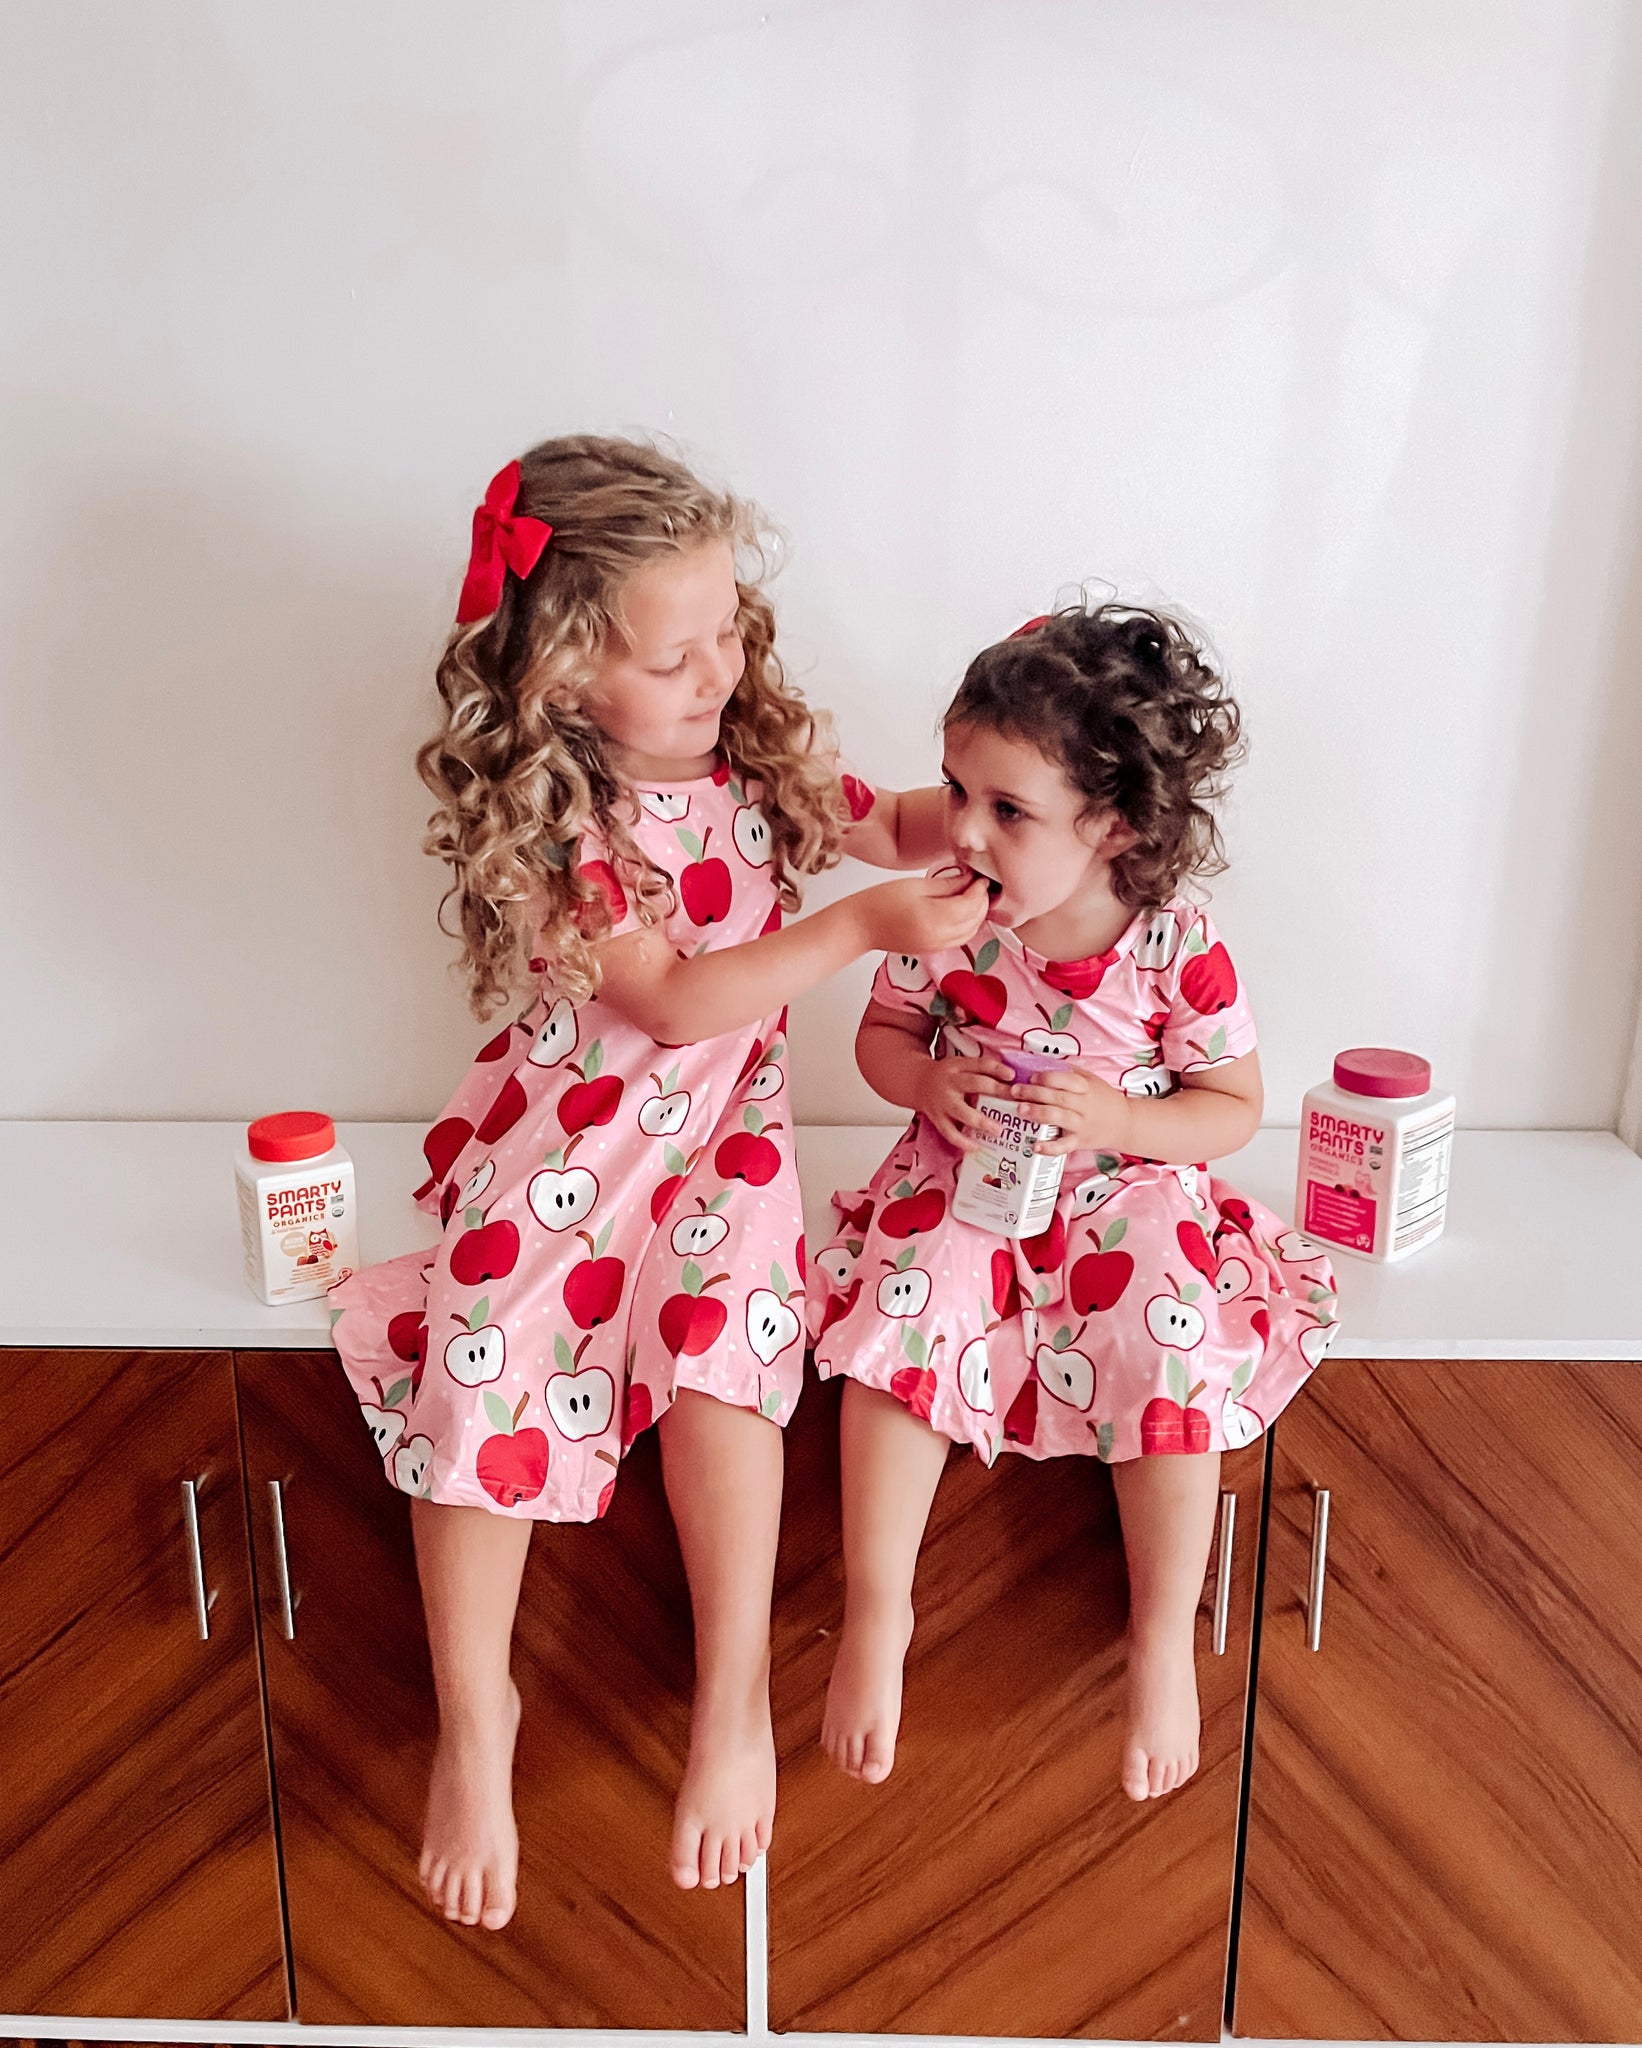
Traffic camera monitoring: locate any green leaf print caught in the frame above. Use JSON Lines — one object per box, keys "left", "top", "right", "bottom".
{"left": 677, "top": 825, "right": 704, "bottom": 862}
{"left": 706, "top": 1189, "right": 732, "bottom": 1214}
{"left": 554, "top": 1332, "right": 575, "bottom": 1376}
{"left": 760, "top": 1388, "right": 784, "bottom": 1419}
{"left": 1095, "top": 1152, "right": 1122, "bottom": 1176}
{"left": 1101, "top": 1217, "right": 1129, "bottom": 1253}
{"left": 483, "top": 1390, "right": 514, "bottom": 1435}
{"left": 893, "top": 1180, "right": 914, "bottom": 1199}
{"left": 542, "top": 839, "right": 570, "bottom": 870}
{"left": 328, "top": 1308, "right": 344, "bottom": 1329}
{"left": 465, "top": 1207, "right": 484, "bottom": 1230}
{"left": 382, "top": 1376, "right": 411, "bottom": 1410}
{"left": 894, "top": 1244, "right": 916, "bottom": 1273}
{"left": 682, "top": 1261, "right": 704, "bottom": 1296}
{"left": 543, "top": 1147, "right": 564, "bottom": 1170}
{"left": 846, "top": 1239, "right": 864, "bottom": 1257}
{"left": 744, "top": 1105, "right": 764, "bottom": 1135}
{"left": 729, "top": 777, "right": 746, "bottom": 805}
{"left": 1208, "top": 1024, "right": 1227, "bottom": 1061}
{"left": 1184, "top": 924, "right": 1207, "bottom": 956}
{"left": 770, "top": 1262, "right": 790, "bottom": 1302}
{"left": 1180, "top": 1281, "right": 1202, "bottom": 1304}
{"left": 973, "top": 937, "right": 1000, "bottom": 975}
{"left": 663, "top": 1063, "right": 680, "bottom": 1093}
{"left": 765, "top": 1037, "right": 786, "bottom": 1062}
{"left": 1166, "top": 1354, "right": 1189, "bottom": 1406}
{"left": 469, "top": 1297, "right": 490, "bottom": 1332}
{"left": 664, "top": 1143, "right": 687, "bottom": 1175}
{"left": 1096, "top": 1421, "right": 1116, "bottom": 1463}
{"left": 928, "top": 992, "right": 952, "bottom": 1020}
{"left": 1033, "top": 1280, "right": 1053, "bottom": 1308}
{"left": 594, "top": 1218, "right": 614, "bottom": 1258}
{"left": 1231, "top": 1356, "right": 1256, "bottom": 1397}
{"left": 901, "top": 1327, "right": 927, "bottom": 1368}
{"left": 584, "top": 1039, "right": 604, "bottom": 1081}
{"left": 1051, "top": 1325, "right": 1072, "bottom": 1351}
{"left": 1051, "top": 1003, "right": 1073, "bottom": 1031}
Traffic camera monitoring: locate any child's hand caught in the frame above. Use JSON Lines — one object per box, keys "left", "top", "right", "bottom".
{"left": 1010, "top": 1067, "right": 1136, "bottom": 1157}
{"left": 914, "top": 1052, "right": 1015, "bottom": 1150}
{"left": 856, "top": 870, "right": 989, "bottom": 958}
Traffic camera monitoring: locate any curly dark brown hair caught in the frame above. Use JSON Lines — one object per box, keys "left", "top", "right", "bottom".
{"left": 944, "top": 602, "right": 1245, "bottom": 910}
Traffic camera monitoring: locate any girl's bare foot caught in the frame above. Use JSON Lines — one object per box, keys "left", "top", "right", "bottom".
{"left": 821, "top": 1596, "right": 914, "bottom": 1784}
{"left": 1121, "top": 1626, "right": 1200, "bottom": 1801}
{"left": 671, "top": 1678, "right": 776, "bottom": 1890}
{"left": 420, "top": 1679, "right": 522, "bottom": 1928}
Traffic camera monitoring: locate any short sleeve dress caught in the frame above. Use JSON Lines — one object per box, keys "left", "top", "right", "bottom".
{"left": 807, "top": 902, "right": 1340, "bottom": 1464}
{"left": 329, "top": 761, "right": 806, "bottom": 1522}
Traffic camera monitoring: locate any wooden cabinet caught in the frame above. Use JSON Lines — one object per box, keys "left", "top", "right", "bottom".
{"left": 0, "top": 1351, "right": 288, "bottom": 2022}
{"left": 234, "top": 1350, "right": 742, "bottom": 2029}
{"left": 768, "top": 1373, "right": 1265, "bottom": 2039}
{"left": 1236, "top": 1360, "right": 1642, "bottom": 2042}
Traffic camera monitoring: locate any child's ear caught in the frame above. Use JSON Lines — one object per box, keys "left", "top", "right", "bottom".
{"left": 1079, "top": 808, "right": 1139, "bottom": 860}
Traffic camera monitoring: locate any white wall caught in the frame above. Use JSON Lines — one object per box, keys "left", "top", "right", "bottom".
{"left": 4, "top": 0, "right": 1642, "bottom": 1132}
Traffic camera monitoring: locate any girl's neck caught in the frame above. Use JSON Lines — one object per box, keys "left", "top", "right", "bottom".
{"left": 1012, "top": 866, "right": 1136, "bottom": 963}
{"left": 610, "top": 741, "right": 720, "bottom": 783}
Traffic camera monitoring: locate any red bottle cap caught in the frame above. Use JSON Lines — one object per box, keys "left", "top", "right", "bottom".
{"left": 1331, "top": 1049, "right": 1432, "bottom": 1100}
{"left": 248, "top": 1110, "right": 337, "bottom": 1162}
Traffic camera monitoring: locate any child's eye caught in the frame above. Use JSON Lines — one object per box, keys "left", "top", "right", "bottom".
{"left": 944, "top": 778, "right": 965, "bottom": 802}
{"left": 994, "top": 801, "right": 1022, "bottom": 823}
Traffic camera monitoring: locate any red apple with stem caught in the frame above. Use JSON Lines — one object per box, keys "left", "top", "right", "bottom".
{"left": 622, "top": 1378, "right": 653, "bottom": 1451}
{"left": 880, "top": 1181, "right": 946, "bottom": 1238}
{"left": 677, "top": 826, "right": 732, "bottom": 925}
{"left": 1041, "top": 947, "right": 1119, "bottom": 1001}
{"left": 1004, "top": 1373, "right": 1038, "bottom": 1445}
{"left": 1022, "top": 1210, "right": 1067, "bottom": 1274}
{"left": 890, "top": 1365, "right": 936, "bottom": 1421}
{"left": 659, "top": 1264, "right": 731, "bottom": 1355}
{"left": 477, "top": 1022, "right": 514, "bottom": 1062}
{"left": 558, "top": 1040, "right": 623, "bottom": 1135}
{"left": 1069, "top": 1245, "right": 1134, "bottom": 1314}
{"left": 477, "top": 1074, "right": 529, "bottom": 1145}
{"left": 449, "top": 1213, "right": 520, "bottom": 1285}
{"left": 816, "top": 1276, "right": 860, "bottom": 1338}
{"left": 564, "top": 1226, "right": 626, "bottom": 1329}
{"left": 1176, "top": 1219, "right": 1217, "bottom": 1282}
{"left": 1180, "top": 942, "right": 1237, "bottom": 1015}
{"left": 716, "top": 1105, "right": 782, "bottom": 1185}
{"left": 991, "top": 1246, "right": 1023, "bottom": 1319}
{"left": 388, "top": 1311, "right": 426, "bottom": 1365}
{"left": 414, "top": 1115, "right": 474, "bottom": 1199}
{"left": 938, "top": 968, "right": 1007, "bottom": 1028}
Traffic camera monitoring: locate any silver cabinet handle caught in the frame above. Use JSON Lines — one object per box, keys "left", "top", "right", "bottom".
{"left": 1306, "top": 1486, "right": 1331, "bottom": 1652}
{"left": 1212, "top": 1489, "right": 1237, "bottom": 1655}
{"left": 180, "top": 1477, "right": 218, "bottom": 1640}
{"left": 267, "top": 1479, "right": 297, "bottom": 1640}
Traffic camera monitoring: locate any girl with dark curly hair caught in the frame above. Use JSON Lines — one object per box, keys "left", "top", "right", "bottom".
{"left": 808, "top": 602, "right": 1340, "bottom": 1804}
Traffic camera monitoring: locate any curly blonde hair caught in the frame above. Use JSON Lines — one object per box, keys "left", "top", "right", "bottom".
{"left": 418, "top": 435, "right": 846, "bottom": 1018}
{"left": 945, "top": 603, "right": 1246, "bottom": 910}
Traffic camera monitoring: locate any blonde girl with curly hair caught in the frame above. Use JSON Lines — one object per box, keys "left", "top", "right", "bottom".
{"left": 808, "top": 604, "right": 1339, "bottom": 1802}
{"left": 330, "top": 434, "right": 988, "bottom": 1928}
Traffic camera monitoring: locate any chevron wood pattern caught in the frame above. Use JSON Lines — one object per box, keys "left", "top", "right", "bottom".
{"left": 768, "top": 1369, "right": 1262, "bottom": 2038}
{"left": 234, "top": 1351, "right": 741, "bottom": 2028}
{"left": 1236, "top": 1360, "right": 1642, "bottom": 2041}
{"left": 0, "top": 1351, "right": 288, "bottom": 2022}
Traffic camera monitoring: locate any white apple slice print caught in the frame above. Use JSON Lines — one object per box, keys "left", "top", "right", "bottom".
{"left": 1222, "top": 1385, "right": 1263, "bottom": 1448}
{"left": 1174, "top": 1164, "right": 1201, "bottom": 1203}
{"left": 746, "top": 1062, "right": 784, "bottom": 1099}
{"left": 747, "top": 1288, "right": 802, "bottom": 1363}
{"left": 1023, "top": 1028, "right": 1080, "bottom": 1057}
{"left": 1135, "top": 909, "right": 1181, "bottom": 970}
{"left": 958, "top": 1335, "right": 994, "bottom": 1413}
{"left": 1071, "top": 1172, "right": 1124, "bottom": 1215}
{"left": 546, "top": 1366, "right": 615, "bottom": 1440}
{"left": 1144, "top": 1294, "right": 1207, "bottom": 1350}
{"left": 671, "top": 1211, "right": 730, "bottom": 1257}
{"left": 1300, "top": 1321, "right": 1337, "bottom": 1366}
{"left": 732, "top": 804, "right": 774, "bottom": 866}
{"left": 1215, "top": 1257, "right": 1252, "bottom": 1303}
{"left": 815, "top": 1243, "right": 858, "bottom": 1288}
{"left": 639, "top": 789, "right": 690, "bottom": 820}
{"left": 639, "top": 1085, "right": 692, "bottom": 1136}
{"left": 877, "top": 1268, "right": 932, "bottom": 1317}
{"left": 362, "top": 1403, "right": 406, "bottom": 1455}
{"left": 527, "top": 997, "right": 579, "bottom": 1067}
{"left": 1277, "top": 1230, "right": 1324, "bottom": 1264}
{"left": 527, "top": 1165, "right": 599, "bottom": 1231}
{"left": 1036, "top": 1341, "right": 1095, "bottom": 1411}
{"left": 1121, "top": 1062, "right": 1172, "bottom": 1097}
{"left": 884, "top": 953, "right": 931, "bottom": 991}
{"left": 392, "top": 1434, "right": 435, "bottom": 1494}
{"left": 458, "top": 1158, "right": 496, "bottom": 1207}
{"left": 445, "top": 1324, "right": 507, "bottom": 1386}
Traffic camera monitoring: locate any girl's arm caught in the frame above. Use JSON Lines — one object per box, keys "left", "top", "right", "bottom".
{"left": 1010, "top": 1052, "right": 1264, "bottom": 1164}
{"left": 856, "top": 999, "right": 1013, "bottom": 1150}
{"left": 597, "top": 872, "right": 989, "bottom": 1046}
{"left": 841, "top": 784, "right": 950, "bottom": 871}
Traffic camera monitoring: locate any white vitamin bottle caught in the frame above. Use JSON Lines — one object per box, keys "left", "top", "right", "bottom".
{"left": 1295, "top": 1049, "right": 1454, "bottom": 1264}
{"left": 235, "top": 1111, "right": 360, "bottom": 1304}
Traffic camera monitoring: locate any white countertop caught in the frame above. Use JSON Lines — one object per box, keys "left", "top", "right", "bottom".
{"left": 1, "top": 1122, "right": 1638, "bottom": 1359}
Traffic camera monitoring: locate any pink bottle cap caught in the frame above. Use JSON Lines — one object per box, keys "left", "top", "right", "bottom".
{"left": 248, "top": 1110, "right": 337, "bottom": 1162}
{"left": 1331, "top": 1048, "right": 1432, "bottom": 1100}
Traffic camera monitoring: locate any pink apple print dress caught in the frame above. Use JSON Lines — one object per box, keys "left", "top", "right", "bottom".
{"left": 329, "top": 759, "right": 808, "bottom": 1522}
{"left": 808, "top": 904, "right": 1340, "bottom": 1464}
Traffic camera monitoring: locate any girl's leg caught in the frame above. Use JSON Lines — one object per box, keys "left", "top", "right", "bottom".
{"left": 1110, "top": 1451, "right": 1222, "bottom": 1801}
{"left": 822, "top": 1378, "right": 952, "bottom": 1785}
{"left": 658, "top": 1388, "right": 783, "bottom": 1891}
{"left": 411, "top": 1498, "right": 533, "bottom": 1928}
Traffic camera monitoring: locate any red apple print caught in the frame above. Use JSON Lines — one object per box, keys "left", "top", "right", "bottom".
{"left": 880, "top": 1186, "right": 946, "bottom": 1238}
{"left": 991, "top": 1246, "right": 1023, "bottom": 1319}
{"left": 844, "top": 1196, "right": 875, "bottom": 1235}
{"left": 890, "top": 1365, "right": 936, "bottom": 1421}
{"left": 1042, "top": 948, "right": 1119, "bottom": 1001}
{"left": 796, "top": 1235, "right": 807, "bottom": 1285}
{"left": 760, "top": 901, "right": 783, "bottom": 936}
{"left": 622, "top": 1379, "right": 653, "bottom": 1451}
{"left": 816, "top": 1276, "right": 860, "bottom": 1338}
{"left": 659, "top": 1291, "right": 728, "bottom": 1356}
{"left": 651, "top": 1173, "right": 684, "bottom": 1223}
{"left": 1139, "top": 1396, "right": 1211, "bottom": 1456}
{"left": 841, "top": 773, "right": 876, "bottom": 821}
{"left": 711, "top": 756, "right": 731, "bottom": 786}
{"left": 1144, "top": 1008, "right": 1169, "bottom": 1046}
{"left": 449, "top": 1218, "right": 520, "bottom": 1285}
{"left": 678, "top": 827, "right": 732, "bottom": 925}
{"left": 415, "top": 1115, "right": 474, "bottom": 1197}
{"left": 738, "top": 1037, "right": 765, "bottom": 1084}
{"left": 477, "top": 1074, "right": 529, "bottom": 1144}
{"left": 597, "top": 1479, "right": 615, "bottom": 1518}
{"left": 1022, "top": 1211, "right": 1067, "bottom": 1274}
{"left": 1250, "top": 1305, "right": 1270, "bottom": 1347}
{"left": 1004, "top": 1373, "right": 1038, "bottom": 1446}
{"left": 579, "top": 857, "right": 628, "bottom": 925}
{"left": 564, "top": 1232, "right": 626, "bottom": 1329}
{"left": 477, "top": 1023, "right": 514, "bottom": 1062}
{"left": 715, "top": 1125, "right": 781, "bottom": 1185}
{"left": 1176, "top": 1220, "right": 1217, "bottom": 1282}
{"left": 440, "top": 1179, "right": 461, "bottom": 1225}
{"left": 938, "top": 968, "right": 1007, "bottom": 1028}
{"left": 528, "top": 955, "right": 548, "bottom": 974}
{"left": 1070, "top": 1248, "right": 1134, "bottom": 1314}
{"left": 388, "top": 1311, "right": 426, "bottom": 1364}
{"left": 558, "top": 1074, "right": 623, "bottom": 1135}
{"left": 1180, "top": 942, "right": 1237, "bottom": 1016}
{"left": 476, "top": 1427, "right": 550, "bottom": 1507}
{"left": 1217, "top": 1194, "right": 1255, "bottom": 1238}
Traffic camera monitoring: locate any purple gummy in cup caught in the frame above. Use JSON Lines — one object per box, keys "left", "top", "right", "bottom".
{"left": 1000, "top": 1048, "right": 1067, "bottom": 1084}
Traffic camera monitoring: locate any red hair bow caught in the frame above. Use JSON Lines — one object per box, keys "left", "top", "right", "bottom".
{"left": 455, "top": 460, "right": 553, "bottom": 624}
{"left": 1010, "top": 613, "right": 1051, "bottom": 638}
